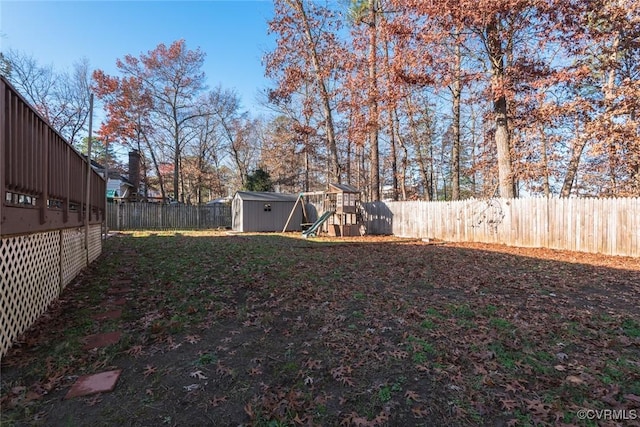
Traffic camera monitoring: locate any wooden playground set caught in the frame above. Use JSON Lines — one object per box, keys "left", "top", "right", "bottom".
{"left": 282, "top": 183, "right": 364, "bottom": 238}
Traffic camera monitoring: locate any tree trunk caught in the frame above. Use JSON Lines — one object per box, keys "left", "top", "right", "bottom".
{"left": 451, "top": 42, "right": 462, "bottom": 200}
{"left": 197, "top": 149, "right": 204, "bottom": 205}
{"left": 142, "top": 132, "right": 166, "bottom": 202}
{"left": 367, "top": 0, "right": 380, "bottom": 201}
{"left": 383, "top": 39, "right": 398, "bottom": 201}
{"left": 470, "top": 106, "right": 478, "bottom": 196}
{"left": 304, "top": 142, "right": 310, "bottom": 192}
{"left": 485, "top": 19, "right": 515, "bottom": 198}
{"left": 560, "top": 145, "right": 585, "bottom": 197}
{"left": 346, "top": 137, "right": 352, "bottom": 186}
{"left": 393, "top": 108, "right": 408, "bottom": 200}
{"left": 292, "top": 0, "right": 340, "bottom": 184}
{"left": 406, "top": 96, "right": 432, "bottom": 200}
{"left": 630, "top": 109, "right": 640, "bottom": 195}
{"left": 604, "top": 33, "right": 620, "bottom": 195}
{"left": 539, "top": 126, "right": 550, "bottom": 197}
{"left": 560, "top": 119, "right": 587, "bottom": 197}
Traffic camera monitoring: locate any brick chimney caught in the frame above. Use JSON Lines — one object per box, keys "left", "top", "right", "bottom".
{"left": 128, "top": 150, "right": 140, "bottom": 199}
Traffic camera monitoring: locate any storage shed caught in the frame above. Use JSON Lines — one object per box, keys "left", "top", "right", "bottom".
{"left": 232, "top": 191, "right": 303, "bottom": 232}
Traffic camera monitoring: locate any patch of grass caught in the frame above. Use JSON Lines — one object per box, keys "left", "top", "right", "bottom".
{"left": 627, "top": 381, "right": 640, "bottom": 396}
{"left": 353, "top": 291, "right": 366, "bottom": 300}
{"left": 450, "top": 398, "right": 483, "bottom": 425}
{"left": 621, "top": 318, "right": 640, "bottom": 338}
{"left": 412, "top": 352, "right": 428, "bottom": 364}
{"left": 488, "top": 342, "right": 519, "bottom": 371}
{"left": 564, "top": 321, "right": 582, "bottom": 337}
{"left": 483, "top": 304, "right": 498, "bottom": 317}
{"left": 599, "top": 358, "right": 639, "bottom": 388}
{"left": 523, "top": 351, "right": 554, "bottom": 375}
{"left": 406, "top": 335, "right": 436, "bottom": 365}
{"left": 597, "top": 313, "right": 615, "bottom": 322}
{"left": 378, "top": 386, "right": 392, "bottom": 403}
{"left": 511, "top": 409, "right": 534, "bottom": 426}
{"left": 449, "top": 303, "right": 475, "bottom": 319}
{"left": 281, "top": 361, "right": 298, "bottom": 374}
{"left": 284, "top": 347, "right": 295, "bottom": 360}
{"left": 425, "top": 307, "right": 444, "bottom": 318}
{"left": 195, "top": 352, "right": 217, "bottom": 366}
{"left": 406, "top": 335, "right": 436, "bottom": 355}
{"left": 420, "top": 319, "right": 436, "bottom": 330}
{"left": 315, "top": 404, "right": 328, "bottom": 417}
{"left": 391, "top": 377, "right": 405, "bottom": 391}
{"left": 489, "top": 317, "right": 514, "bottom": 331}
{"left": 457, "top": 319, "right": 477, "bottom": 329}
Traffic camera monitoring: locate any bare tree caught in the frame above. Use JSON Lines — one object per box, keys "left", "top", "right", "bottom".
{"left": 2, "top": 50, "right": 92, "bottom": 148}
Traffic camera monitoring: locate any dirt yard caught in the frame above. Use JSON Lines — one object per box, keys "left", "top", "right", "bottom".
{"left": 1, "top": 231, "right": 639, "bottom": 426}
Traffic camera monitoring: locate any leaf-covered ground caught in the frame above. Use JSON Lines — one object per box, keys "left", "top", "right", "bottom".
{"left": 1, "top": 231, "right": 639, "bottom": 426}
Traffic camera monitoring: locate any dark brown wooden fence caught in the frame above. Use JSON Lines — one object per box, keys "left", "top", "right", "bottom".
{"left": 1, "top": 76, "right": 105, "bottom": 237}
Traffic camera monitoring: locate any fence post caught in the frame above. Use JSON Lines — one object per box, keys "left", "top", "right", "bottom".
{"left": 0, "top": 79, "right": 4, "bottom": 237}
{"left": 59, "top": 230, "right": 64, "bottom": 294}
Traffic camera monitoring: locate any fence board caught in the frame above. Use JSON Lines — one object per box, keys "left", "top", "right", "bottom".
{"left": 362, "top": 198, "right": 639, "bottom": 257}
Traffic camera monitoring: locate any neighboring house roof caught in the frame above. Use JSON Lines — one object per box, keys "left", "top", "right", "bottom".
{"left": 234, "top": 191, "right": 299, "bottom": 202}
{"left": 113, "top": 172, "right": 134, "bottom": 186}
{"left": 207, "top": 196, "right": 232, "bottom": 205}
{"left": 85, "top": 155, "right": 104, "bottom": 171}
{"left": 329, "top": 183, "right": 360, "bottom": 193}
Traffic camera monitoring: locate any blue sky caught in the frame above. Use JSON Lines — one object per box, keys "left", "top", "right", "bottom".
{"left": 0, "top": 0, "right": 276, "bottom": 114}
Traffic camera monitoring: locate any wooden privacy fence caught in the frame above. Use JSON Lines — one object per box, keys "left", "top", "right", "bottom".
{"left": 107, "top": 203, "right": 232, "bottom": 230}
{"left": 362, "top": 197, "right": 639, "bottom": 257}
{"left": 1, "top": 76, "right": 105, "bottom": 357}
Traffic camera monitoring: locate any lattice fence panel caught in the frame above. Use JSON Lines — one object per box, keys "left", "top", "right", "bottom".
{"left": 1, "top": 232, "right": 61, "bottom": 357}
{"left": 88, "top": 224, "right": 102, "bottom": 263}
{"left": 61, "top": 228, "right": 86, "bottom": 289}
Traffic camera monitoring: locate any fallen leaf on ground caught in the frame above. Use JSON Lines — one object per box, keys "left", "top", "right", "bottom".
{"left": 412, "top": 406, "right": 429, "bottom": 418}
{"left": 405, "top": 390, "right": 421, "bottom": 401}
{"left": 210, "top": 395, "right": 228, "bottom": 407}
{"left": 185, "top": 335, "right": 201, "bottom": 344}
{"left": 143, "top": 365, "right": 157, "bottom": 377}
{"left": 190, "top": 370, "right": 207, "bottom": 380}
{"left": 566, "top": 375, "right": 586, "bottom": 385}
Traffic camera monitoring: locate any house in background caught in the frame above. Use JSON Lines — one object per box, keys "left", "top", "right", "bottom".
{"left": 232, "top": 192, "right": 302, "bottom": 232}
{"left": 92, "top": 150, "right": 141, "bottom": 203}
{"left": 104, "top": 172, "right": 134, "bottom": 202}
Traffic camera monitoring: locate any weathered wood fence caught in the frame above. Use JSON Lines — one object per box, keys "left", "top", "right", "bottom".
{"left": 362, "top": 197, "right": 639, "bottom": 257}
{"left": 107, "top": 203, "right": 232, "bottom": 231}
{"left": 107, "top": 197, "right": 638, "bottom": 256}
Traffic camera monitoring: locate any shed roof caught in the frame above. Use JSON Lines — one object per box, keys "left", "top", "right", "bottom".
{"left": 234, "top": 191, "right": 299, "bottom": 202}
{"left": 329, "top": 183, "right": 360, "bottom": 193}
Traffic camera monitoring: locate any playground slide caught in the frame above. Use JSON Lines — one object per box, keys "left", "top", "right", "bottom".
{"left": 302, "top": 210, "right": 335, "bottom": 238}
